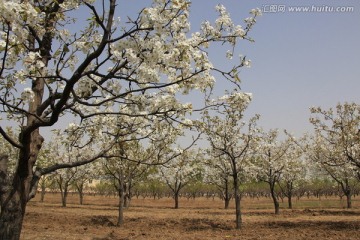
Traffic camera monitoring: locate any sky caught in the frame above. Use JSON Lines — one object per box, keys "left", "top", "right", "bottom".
{"left": 120, "top": 0, "right": 360, "bottom": 138}
{"left": 187, "top": 0, "right": 360, "bottom": 137}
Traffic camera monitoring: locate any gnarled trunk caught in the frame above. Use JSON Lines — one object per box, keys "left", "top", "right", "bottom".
{"left": 0, "top": 23, "right": 47, "bottom": 236}
{"left": 0, "top": 155, "right": 24, "bottom": 240}
{"left": 0, "top": 180, "right": 25, "bottom": 240}
{"left": 0, "top": 166, "right": 40, "bottom": 240}
{"left": 0, "top": 132, "right": 43, "bottom": 240}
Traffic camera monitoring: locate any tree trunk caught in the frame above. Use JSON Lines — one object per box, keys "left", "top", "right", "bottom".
{"left": 0, "top": 182, "right": 25, "bottom": 240}
{"left": 270, "top": 182, "right": 280, "bottom": 214}
{"left": 124, "top": 194, "right": 130, "bottom": 208}
{"left": 123, "top": 183, "right": 131, "bottom": 208}
{"left": 125, "top": 181, "right": 132, "bottom": 208}
{"left": 287, "top": 181, "right": 293, "bottom": 209}
{"left": 0, "top": 130, "right": 44, "bottom": 240}
{"left": 345, "top": 190, "right": 352, "bottom": 209}
{"left": 224, "top": 178, "right": 231, "bottom": 209}
{"left": 117, "top": 185, "right": 124, "bottom": 226}
{"left": 1, "top": 2, "right": 60, "bottom": 236}
{"left": 232, "top": 171, "right": 242, "bottom": 229}
{"left": 79, "top": 190, "right": 84, "bottom": 205}
{"left": 174, "top": 191, "right": 179, "bottom": 209}
{"left": 235, "top": 194, "right": 241, "bottom": 229}
{"left": 224, "top": 196, "right": 230, "bottom": 209}
{"left": 61, "top": 185, "right": 68, "bottom": 207}
{"left": 40, "top": 183, "right": 46, "bottom": 202}
{"left": 0, "top": 155, "right": 25, "bottom": 240}
{"left": 76, "top": 183, "right": 84, "bottom": 205}
{"left": 288, "top": 195, "right": 292, "bottom": 209}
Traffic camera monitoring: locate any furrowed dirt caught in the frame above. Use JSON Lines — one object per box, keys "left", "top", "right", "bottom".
{"left": 21, "top": 194, "right": 360, "bottom": 240}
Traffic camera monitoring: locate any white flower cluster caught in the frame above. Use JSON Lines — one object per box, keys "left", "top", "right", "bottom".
{"left": 59, "top": 1, "right": 80, "bottom": 10}
{"left": 108, "top": 0, "right": 235, "bottom": 94}
{"left": 0, "top": 1, "right": 45, "bottom": 43}
{"left": 243, "top": 60, "right": 252, "bottom": 68}
{"left": 219, "top": 91, "right": 252, "bottom": 110}
{"left": 250, "top": 8, "right": 262, "bottom": 16}
{"left": 76, "top": 78, "right": 94, "bottom": 98}
{"left": 215, "top": 4, "right": 233, "bottom": 31}
{"left": 21, "top": 88, "right": 35, "bottom": 103}
{"left": 23, "top": 52, "right": 45, "bottom": 72}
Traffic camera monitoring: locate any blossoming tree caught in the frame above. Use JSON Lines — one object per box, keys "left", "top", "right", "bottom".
{"left": 309, "top": 103, "right": 360, "bottom": 208}
{"left": 309, "top": 102, "right": 360, "bottom": 178}
{"left": 101, "top": 140, "right": 148, "bottom": 226}
{"left": 201, "top": 91, "right": 259, "bottom": 229}
{"left": 203, "top": 154, "right": 234, "bottom": 209}
{"left": 308, "top": 135, "right": 358, "bottom": 208}
{"left": 277, "top": 138, "right": 306, "bottom": 209}
{"left": 156, "top": 149, "right": 202, "bottom": 209}
{"left": 0, "top": 0, "right": 260, "bottom": 238}
{"left": 252, "top": 129, "right": 295, "bottom": 215}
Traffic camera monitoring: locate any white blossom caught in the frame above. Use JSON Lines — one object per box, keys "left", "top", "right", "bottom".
{"left": 21, "top": 88, "right": 35, "bottom": 103}
{"left": 226, "top": 50, "right": 233, "bottom": 59}
{"left": 250, "top": 8, "right": 262, "bottom": 16}
{"left": 243, "top": 60, "right": 252, "bottom": 68}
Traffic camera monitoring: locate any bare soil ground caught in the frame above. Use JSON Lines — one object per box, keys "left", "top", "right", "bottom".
{"left": 21, "top": 194, "right": 360, "bottom": 240}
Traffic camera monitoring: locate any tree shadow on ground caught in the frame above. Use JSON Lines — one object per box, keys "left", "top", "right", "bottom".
{"left": 263, "top": 220, "right": 360, "bottom": 231}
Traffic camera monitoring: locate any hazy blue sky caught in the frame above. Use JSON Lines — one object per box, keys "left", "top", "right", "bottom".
{"left": 219, "top": 0, "right": 360, "bottom": 137}
{"left": 213, "top": 0, "right": 359, "bottom": 136}
{"left": 118, "top": 0, "right": 360, "bottom": 137}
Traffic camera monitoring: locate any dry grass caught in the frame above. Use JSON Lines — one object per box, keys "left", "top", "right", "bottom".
{"left": 21, "top": 193, "right": 360, "bottom": 240}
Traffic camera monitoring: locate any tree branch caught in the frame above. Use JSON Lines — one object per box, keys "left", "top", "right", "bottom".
{"left": 0, "top": 127, "right": 23, "bottom": 149}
